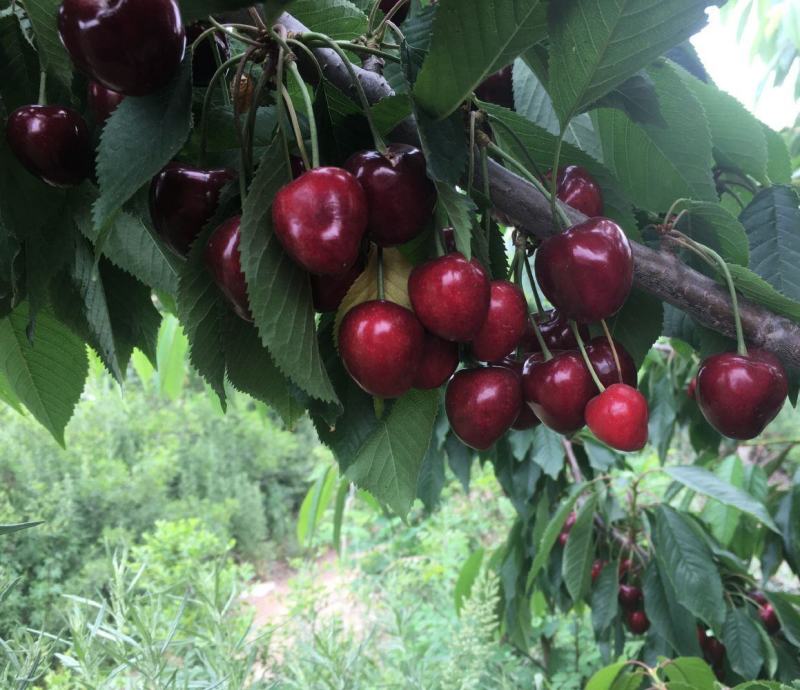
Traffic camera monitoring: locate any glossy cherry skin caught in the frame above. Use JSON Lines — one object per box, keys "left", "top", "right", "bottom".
{"left": 759, "top": 604, "right": 781, "bottom": 635}
{"left": 205, "top": 216, "right": 251, "bottom": 322}
{"left": 408, "top": 253, "right": 491, "bottom": 342}
{"left": 87, "top": 81, "right": 125, "bottom": 125}
{"left": 272, "top": 167, "right": 368, "bottom": 275}
{"left": 445, "top": 366, "right": 521, "bottom": 451}
{"left": 618, "top": 584, "right": 643, "bottom": 611}
{"left": 520, "top": 310, "right": 589, "bottom": 354}
{"left": 585, "top": 384, "right": 649, "bottom": 452}
{"left": 475, "top": 65, "right": 514, "bottom": 109}
{"left": 413, "top": 332, "right": 459, "bottom": 390}
{"left": 498, "top": 357, "right": 540, "bottom": 430}
{"left": 379, "top": 0, "right": 408, "bottom": 23}
{"left": 705, "top": 638, "right": 725, "bottom": 666}
{"left": 58, "top": 0, "right": 186, "bottom": 96}
{"left": 339, "top": 300, "right": 424, "bottom": 399}
{"left": 186, "top": 23, "right": 230, "bottom": 87}
{"left": 522, "top": 351, "right": 596, "bottom": 434}
{"left": 695, "top": 350, "right": 788, "bottom": 440}
{"left": 344, "top": 144, "right": 435, "bottom": 247}
{"left": 472, "top": 281, "right": 528, "bottom": 362}
{"left": 150, "top": 163, "right": 236, "bottom": 257}
{"left": 591, "top": 560, "right": 606, "bottom": 583}
{"left": 555, "top": 165, "right": 603, "bottom": 217}
{"left": 535, "top": 217, "right": 633, "bottom": 323}
{"left": 310, "top": 258, "right": 365, "bottom": 313}
{"left": 626, "top": 610, "right": 650, "bottom": 635}
{"left": 586, "top": 337, "right": 637, "bottom": 388}
{"left": 6, "top": 106, "right": 91, "bottom": 187}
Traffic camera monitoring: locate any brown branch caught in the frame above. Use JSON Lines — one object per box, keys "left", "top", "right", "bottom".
{"left": 276, "top": 11, "right": 800, "bottom": 369}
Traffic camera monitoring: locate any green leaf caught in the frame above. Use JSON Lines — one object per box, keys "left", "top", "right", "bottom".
{"left": 591, "top": 560, "right": 619, "bottom": 635}
{"left": 595, "top": 62, "right": 716, "bottom": 211}
{"left": 563, "top": 494, "right": 598, "bottom": 603}
{"left": 0, "top": 521, "right": 43, "bottom": 536}
{"left": 371, "top": 94, "right": 413, "bottom": 136}
{"left": 417, "top": 437, "right": 446, "bottom": 511}
{"left": 763, "top": 126, "right": 793, "bottom": 185}
{"left": 94, "top": 58, "right": 193, "bottom": 232}
{"left": 531, "top": 425, "right": 565, "bottom": 479}
{"left": 455, "top": 548, "right": 485, "bottom": 614}
{"left": 413, "top": 0, "right": 546, "bottom": 120}
{"left": 21, "top": 0, "right": 74, "bottom": 89}
{"left": 662, "top": 657, "right": 718, "bottom": 690}
{"left": 723, "top": 607, "right": 764, "bottom": 679}
{"left": 332, "top": 478, "right": 348, "bottom": 554}
{"left": 666, "top": 465, "right": 779, "bottom": 533}
{"left": 700, "top": 456, "right": 745, "bottom": 546}
{"left": 346, "top": 389, "right": 439, "bottom": 517}
{"left": 608, "top": 288, "right": 663, "bottom": 368}
{"left": 592, "top": 71, "right": 666, "bottom": 128}
{"left": 0, "top": 303, "right": 88, "bottom": 445}
{"left": 156, "top": 314, "right": 188, "bottom": 400}
{"left": 297, "top": 465, "right": 338, "bottom": 548}
{"left": 434, "top": 182, "right": 475, "bottom": 259}
{"left": 239, "top": 139, "right": 337, "bottom": 403}
{"left": 289, "top": 0, "right": 368, "bottom": 39}
{"left": 727, "top": 263, "right": 800, "bottom": 322}
{"left": 547, "top": 0, "right": 715, "bottom": 124}
{"left": 740, "top": 186, "right": 800, "bottom": 303}
{"left": 644, "top": 559, "right": 701, "bottom": 655}
{"left": 0, "top": 14, "right": 39, "bottom": 111}
{"left": 675, "top": 200, "right": 750, "bottom": 267}
{"left": 653, "top": 505, "right": 725, "bottom": 629}
{"left": 413, "top": 107, "right": 468, "bottom": 185}
{"left": 585, "top": 662, "right": 627, "bottom": 690}
{"left": 766, "top": 593, "right": 800, "bottom": 648}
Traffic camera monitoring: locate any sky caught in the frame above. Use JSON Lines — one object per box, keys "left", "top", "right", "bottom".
{"left": 692, "top": 6, "right": 798, "bottom": 131}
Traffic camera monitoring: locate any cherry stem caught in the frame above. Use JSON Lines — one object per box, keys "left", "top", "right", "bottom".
{"left": 274, "top": 45, "right": 293, "bottom": 182}
{"left": 467, "top": 111, "right": 478, "bottom": 195}
{"left": 530, "top": 315, "right": 552, "bottom": 361}
{"left": 480, "top": 146, "right": 492, "bottom": 241}
{"left": 372, "top": 0, "right": 409, "bottom": 38}
{"left": 550, "top": 134, "right": 565, "bottom": 232}
{"left": 485, "top": 113, "right": 548, "bottom": 186}
{"left": 288, "top": 62, "right": 319, "bottom": 169}
{"left": 600, "top": 319, "right": 623, "bottom": 384}
{"left": 570, "top": 321, "right": 605, "bottom": 392}
{"left": 336, "top": 41, "right": 400, "bottom": 63}
{"left": 38, "top": 70, "right": 47, "bottom": 106}
{"left": 286, "top": 38, "right": 324, "bottom": 83}
{"left": 244, "top": 57, "right": 274, "bottom": 172}
{"left": 376, "top": 246, "right": 385, "bottom": 301}
{"left": 233, "top": 48, "right": 258, "bottom": 186}
{"left": 200, "top": 53, "right": 246, "bottom": 163}
{"left": 207, "top": 17, "right": 263, "bottom": 47}
{"left": 281, "top": 83, "right": 310, "bottom": 170}
{"left": 523, "top": 253, "right": 545, "bottom": 317}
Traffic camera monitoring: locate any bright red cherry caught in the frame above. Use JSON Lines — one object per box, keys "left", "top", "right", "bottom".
{"left": 338, "top": 300, "right": 424, "bottom": 399}
{"left": 413, "top": 332, "right": 459, "bottom": 390}
{"left": 520, "top": 310, "right": 590, "bottom": 354}
{"left": 475, "top": 66, "right": 514, "bottom": 109}
{"left": 585, "top": 384, "right": 649, "bottom": 452}
{"left": 186, "top": 23, "right": 230, "bottom": 87}
{"left": 695, "top": 350, "right": 788, "bottom": 440}
{"left": 497, "top": 357, "right": 540, "bottom": 430}
{"left": 344, "top": 144, "right": 435, "bottom": 247}
{"left": 150, "top": 163, "right": 236, "bottom": 257}
{"left": 554, "top": 165, "right": 603, "bottom": 218}
{"left": 205, "top": 216, "right": 251, "bottom": 321}
{"left": 471, "top": 281, "right": 528, "bottom": 362}
{"left": 87, "top": 81, "right": 125, "bottom": 125}
{"left": 586, "top": 337, "right": 637, "bottom": 388}
{"left": 522, "top": 351, "right": 596, "bottom": 434}
{"left": 535, "top": 218, "right": 633, "bottom": 323}
{"left": 310, "top": 258, "right": 365, "bottom": 313}
{"left": 626, "top": 610, "right": 650, "bottom": 635}
{"left": 58, "top": 0, "right": 186, "bottom": 96}
{"left": 759, "top": 604, "right": 781, "bottom": 635}
{"left": 591, "top": 560, "right": 606, "bottom": 583}
{"left": 272, "top": 167, "right": 368, "bottom": 275}
{"left": 618, "top": 584, "right": 643, "bottom": 611}
{"left": 379, "top": 0, "right": 408, "bottom": 22}
{"left": 6, "top": 105, "right": 91, "bottom": 187}
{"left": 408, "top": 252, "right": 491, "bottom": 342}
{"left": 445, "top": 367, "right": 521, "bottom": 450}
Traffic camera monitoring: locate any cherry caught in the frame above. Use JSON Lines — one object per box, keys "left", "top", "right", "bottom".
{"left": 475, "top": 66, "right": 514, "bottom": 109}
{"left": 535, "top": 217, "right": 633, "bottom": 323}
{"left": 585, "top": 384, "right": 649, "bottom": 452}
{"left": 58, "top": 0, "right": 186, "bottom": 96}
{"left": 558, "top": 532, "right": 570, "bottom": 546}
{"left": 272, "top": 167, "right": 368, "bottom": 275}
{"left": 186, "top": 23, "right": 230, "bottom": 86}
{"left": 564, "top": 512, "right": 577, "bottom": 530}
{"left": 338, "top": 300, "right": 423, "bottom": 399}
{"left": 750, "top": 591, "right": 769, "bottom": 607}
{"left": 759, "top": 603, "right": 781, "bottom": 635}
{"left": 697, "top": 625, "right": 709, "bottom": 650}
{"left": 497, "top": 357, "right": 540, "bottom": 430}
{"left": 625, "top": 610, "right": 650, "bottom": 635}
{"left": 344, "top": 144, "right": 435, "bottom": 247}
{"left": 522, "top": 351, "right": 596, "bottom": 434}
{"left": 379, "top": 0, "right": 408, "bottom": 23}
{"left": 586, "top": 337, "right": 637, "bottom": 388}
{"left": 471, "top": 281, "right": 528, "bottom": 362}
{"left": 408, "top": 252, "right": 491, "bottom": 342}
{"left": 310, "top": 257, "right": 365, "bottom": 313}
{"left": 445, "top": 366, "right": 521, "bottom": 450}
{"left": 87, "top": 81, "right": 125, "bottom": 125}
{"left": 619, "top": 558, "right": 634, "bottom": 579}
{"left": 520, "top": 310, "right": 590, "bottom": 354}
{"left": 704, "top": 637, "right": 725, "bottom": 666}
{"left": 6, "top": 105, "right": 91, "bottom": 187}
{"left": 553, "top": 165, "right": 603, "bottom": 218}
{"left": 591, "top": 560, "right": 606, "bottom": 583}
{"left": 618, "top": 584, "right": 643, "bottom": 611}
{"left": 205, "top": 216, "right": 251, "bottom": 321}
{"left": 695, "top": 350, "right": 788, "bottom": 440}
{"left": 149, "top": 162, "right": 236, "bottom": 258}
{"left": 687, "top": 377, "right": 697, "bottom": 400}
{"left": 413, "top": 332, "right": 459, "bottom": 390}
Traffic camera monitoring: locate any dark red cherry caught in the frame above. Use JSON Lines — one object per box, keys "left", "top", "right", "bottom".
{"left": 497, "top": 357, "right": 540, "bottom": 431}
{"left": 475, "top": 65, "right": 514, "bottom": 109}
{"left": 704, "top": 637, "right": 725, "bottom": 665}
{"left": 338, "top": 300, "right": 424, "bottom": 399}
{"left": 522, "top": 351, "right": 596, "bottom": 434}
{"left": 445, "top": 366, "right": 521, "bottom": 450}
{"left": 471, "top": 281, "right": 528, "bottom": 363}
{"left": 695, "top": 350, "right": 788, "bottom": 440}
{"left": 310, "top": 257, "right": 365, "bottom": 313}
{"left": 558, "top": 532, "right": 569, "bottom": 546}
{"left": 554, "top": 165, "right": 603, "bottom": 217}
{"left": 379, "top": 0, "right": 408, "bottom": 23}
{"left": 750, "top": 591, "right": 769, "bottom": 607}
{"left": 520, "top": 310, "right": 590, "bottom": 353}
{"left": 687, "top": 377, "right": 697, "bottom": 400}
{"left": 619, "top": 558, "right": 634, "bottom": 580}
{"left": 6, "top": 105, "right": 91, "bottom": 187}
{"left": 697, "top": 626, "right": 709, "bottom": 650}
{"left": 290, "top": 155, "right": 306, "bottom": 180}
{"left": 186, "top": 23, "right": 230, "bottom": 87}
{"left": 618, "top": 584, "right": 643, "bottom": 611}
{"left": 272, "top": 167, "right": 368, "bottom": 275}
{"left": 344, "top": 144, "right": 435, "bottom": 247}
{"left": 585, "top": 384, "right": 649, "bottom": 452}
{"left": 150, "top": 162, "right": 236, "bottom": 257}
{"left": 58, "top": 0, "right": 186, "bottom": 96}
{"left": 535, "top": 217, "right": 633, "bottom": 323}
{"left": 586, "top": 337, "right": 637, "bottom": 388}
{"left": 759, "top": 604, "right": 781, "bottom": 635}
{"left": 408, "top": 252, "right": 490, "bottom": 342}
{"left": 87, "top": 81, "right": 125, "bottom": 125}
{"left": 564, "top": 512, "right": 577, "bottom": 530}
{"left": 625, "top": 610, "right": 650, "bottom": 635}
{"left": 413, "top": 332, "right": 459, "bottom": 390}
{"left": 205, "top": 216, "right": 251, "bottom": 321}
{"left": 591, "top": 560, "right": 606, "bottom": 583}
